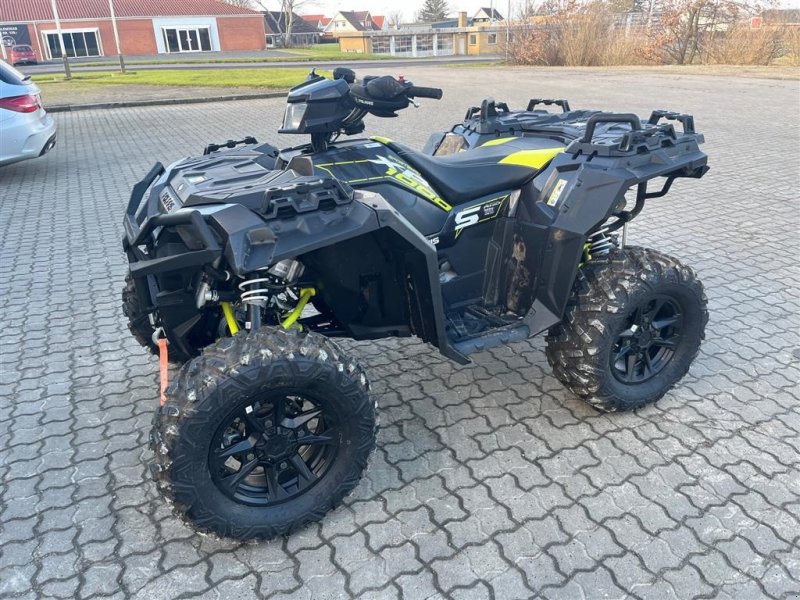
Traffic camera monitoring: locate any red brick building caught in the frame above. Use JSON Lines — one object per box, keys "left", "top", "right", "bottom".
{"left": 0, "top": 0, "right": 265, "bottom": 61}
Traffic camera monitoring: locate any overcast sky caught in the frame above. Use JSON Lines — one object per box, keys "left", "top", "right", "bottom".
{"left": 267, "top": 0, "right": 799, "bottom": 21}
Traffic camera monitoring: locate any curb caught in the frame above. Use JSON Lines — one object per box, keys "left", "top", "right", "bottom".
{"left": 46, "top": 91, "right": 287, "bottom": 113}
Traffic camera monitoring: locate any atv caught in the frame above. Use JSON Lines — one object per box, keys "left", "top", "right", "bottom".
{"left": 122, "top": 68, "right": 709, "bottom": 540}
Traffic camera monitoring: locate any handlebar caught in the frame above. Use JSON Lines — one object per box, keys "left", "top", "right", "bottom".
{"left": 407, "top": 86, "right": 443, "bottom": 100}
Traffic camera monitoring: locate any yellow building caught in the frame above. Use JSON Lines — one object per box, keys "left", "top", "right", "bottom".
{"left": 338, "top": 12, "right": 506, "bottom": 56}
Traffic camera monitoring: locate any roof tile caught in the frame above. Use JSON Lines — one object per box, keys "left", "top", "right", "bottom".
{"left": 0, "top": 0, "right": 259, "bottom": 22}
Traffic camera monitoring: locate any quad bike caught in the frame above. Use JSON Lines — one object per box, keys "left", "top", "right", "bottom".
{"left": 122, "top": 68, "right": 709, "bottom": 540}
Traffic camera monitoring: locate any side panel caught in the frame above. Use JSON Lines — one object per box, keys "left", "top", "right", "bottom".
{"left": 309, "top": 140, "right": 452, "bottom": 236}
{"left": 434, "top": 191, "right": 516, "bottom": 310}
{"left": 294, "top": 191, "right": 464, "bottom": 363}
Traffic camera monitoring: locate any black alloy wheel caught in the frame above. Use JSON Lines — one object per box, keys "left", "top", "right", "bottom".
{"left": 610, "top": 295, "right": 684, "bottom": 384}
{"left": 546, "top": 246, "right": 708, "bottom": 412}
{"left": 150, "top": 327, "right": 377, "bottom": 540}
{"left": 210, "top": 393, "right": 339, "bottom": 506}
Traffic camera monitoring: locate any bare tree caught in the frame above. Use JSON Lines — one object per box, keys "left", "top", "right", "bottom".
{"left": 254, "top": 0, "right": 311, "bottom": 47}
{"left": 387, "top": 10, "right": 405, "bottom": 29}
{"left": 649, "top": 0, "right": 745, "bottom": 64}
{"left": 283, "top": 0, "right": 311, "bottom": 46}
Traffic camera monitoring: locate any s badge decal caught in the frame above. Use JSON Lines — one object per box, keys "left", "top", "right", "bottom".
{"left": 454, "top": 196, "right": 508, "bottom": 238}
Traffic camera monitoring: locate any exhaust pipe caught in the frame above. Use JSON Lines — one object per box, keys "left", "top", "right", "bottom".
{"left": 39, "top": 135, "right": 57, "bottom": 156}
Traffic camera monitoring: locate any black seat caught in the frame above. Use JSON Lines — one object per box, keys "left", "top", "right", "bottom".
{"left": 384, "top": 137, "right": 565, "bottom": 204}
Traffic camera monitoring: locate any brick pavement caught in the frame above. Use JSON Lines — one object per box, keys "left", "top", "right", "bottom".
{"left": 0, "top": 67, "right": 798, "bottom": 599}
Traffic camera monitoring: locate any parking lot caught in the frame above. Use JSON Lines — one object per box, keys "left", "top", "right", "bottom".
{"left": 1, "top": 66, "right": 798, "bottom": 599}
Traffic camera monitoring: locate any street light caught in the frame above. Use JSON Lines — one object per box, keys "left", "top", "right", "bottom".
{"left": 49, "top": 0, "right": 71, "bottom": 79}
{"left": 506, "top": 0, "right": 511, "bottom": 61}
{"left": 108, "top": 0, "right": 126, "bottom": 73}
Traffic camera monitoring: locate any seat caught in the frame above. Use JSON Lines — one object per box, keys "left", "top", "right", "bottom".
{"left": 383, "top": 137, "right": 565, "bottom": 205}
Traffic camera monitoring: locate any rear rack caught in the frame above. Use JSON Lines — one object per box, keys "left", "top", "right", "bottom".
{"left": 458, "top": 98, "right": 704, "bottom": 158}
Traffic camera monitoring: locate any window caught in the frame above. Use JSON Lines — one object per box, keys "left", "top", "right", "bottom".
{"left": 469, "top": 34, "right": 477, "bottom": 45}
{"left": 199, "top": 29, "right": 211, "bottom": 51}
{"left": 0, "top": 61, "right": 30, "bottom": 85}
{"left": 488, "top": 33, "right": 497, "bottom": 45}
{"left": 44, "top": 30, "right": 102, "bottom": 58}
{"left": 372, "top": 36, "right": 390, "bottom": 54}
{"left": 162, "top": 27, "right": 212, "bottom": 53}
{"left": 416, "top": 34, "right": 433, "bottom": 56}
{"left": 394, "top": 35, "right": 412, "bottom": 55}
{"left": 436, "top": 34, "right": 454, "bottom": 54}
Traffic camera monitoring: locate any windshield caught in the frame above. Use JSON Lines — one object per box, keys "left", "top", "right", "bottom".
{"left": 13, "top": 45, "right": 33, "bottom": 51}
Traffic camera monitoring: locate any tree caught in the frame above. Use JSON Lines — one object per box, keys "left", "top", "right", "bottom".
{"left": 253, "top": 0, "right": 310, "bottom": 47}
{"left": 387, "top": 10, "right": 405, "bottom": 28}
{"left": 649, "top": 0, "right": 741, "bottom": 64}
{"left": 418, "top": 0, "right": 450, "bottom": 22}
{"left": 519, "top": 0, "right": 539, "bottom": 18}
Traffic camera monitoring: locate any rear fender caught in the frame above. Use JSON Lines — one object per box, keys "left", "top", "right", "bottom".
{"left": 519, "top": 157, "right": 642, "bottom": 334}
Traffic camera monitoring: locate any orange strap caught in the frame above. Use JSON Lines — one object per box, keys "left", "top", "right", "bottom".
{"left": 158, "top": 337, "right": 169, "bottom": 406}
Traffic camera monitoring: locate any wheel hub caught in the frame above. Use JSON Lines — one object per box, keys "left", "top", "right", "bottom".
{"left": 635, "top": 328, "right": 654, "bottom": 348}
{"left": 611, "top": 294, "right": 684, "bottom": 384}
{"left": 256, "top": 429, "right": 297, "bottom": 462}
{"left": 210, "top": 392, "right": 344, "bottom": 508}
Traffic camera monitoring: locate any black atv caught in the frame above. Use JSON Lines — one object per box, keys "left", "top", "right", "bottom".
{"left": 122, "top": 68, "right": 709, "bottom": 540}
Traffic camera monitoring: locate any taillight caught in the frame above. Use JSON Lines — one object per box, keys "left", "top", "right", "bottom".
{"left": 0, "top": 94, "right": 40, "bottom": 113}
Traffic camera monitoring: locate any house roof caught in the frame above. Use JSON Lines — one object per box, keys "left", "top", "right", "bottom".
{"left": 431, "top": 17, "right": 474, "bottom": 28}
{"left": 372, "top": 15, "right": 385, "bottom": 28}
{"left": 299, "top": 13, "right": 331, "bottom": 29}
{"left": 263, "top": 10, "right": 319, "bottom": 35}
{"left": 475, "top": 7, "right": 504, "bottom": 20}
{"left": 0, "top": 0, "right": 260, "bottom": 22}
{"left": 336, "top": 10, "right": 378, "bottom": 31}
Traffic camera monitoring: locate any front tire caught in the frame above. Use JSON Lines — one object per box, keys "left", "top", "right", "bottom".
{"left": 122, "top": 272, "right": 191, "bottom": 363}
{"left": 150, "top": 327, "right": 376, "bottom": 540}
{"left": 122, "top": 272, "right": 160, "bottom": 356}
{"left": 545, "top": 246, "right": 708, "bottom": 412}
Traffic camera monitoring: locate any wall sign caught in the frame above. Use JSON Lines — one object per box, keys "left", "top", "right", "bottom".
{"left": 1, "top": 24, "right": 33, "bottom": 47}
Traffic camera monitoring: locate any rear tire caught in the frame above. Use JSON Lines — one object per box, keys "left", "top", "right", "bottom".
{"left": 545, "top": 246, "right": 708, "bottom": 412}
{"left": 150, "top": 327, "right": 376, "bottom": 540}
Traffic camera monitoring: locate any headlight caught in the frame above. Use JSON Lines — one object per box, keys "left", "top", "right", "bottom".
{"left": 282, "top": 102, "right": 307, "bottom": 131}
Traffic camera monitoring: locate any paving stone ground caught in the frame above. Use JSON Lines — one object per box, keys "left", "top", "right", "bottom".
{"left": 1, "top": 66, "right": 798, "bottom": 600}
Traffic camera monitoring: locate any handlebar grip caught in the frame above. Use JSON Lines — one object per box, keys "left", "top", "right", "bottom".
{"left": 408, "top": 86, "right": 443, "bottom": 100}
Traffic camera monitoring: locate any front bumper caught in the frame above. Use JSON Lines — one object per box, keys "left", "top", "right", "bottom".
{"left": 123, "top": 162, "right": 223, "bottom": 279}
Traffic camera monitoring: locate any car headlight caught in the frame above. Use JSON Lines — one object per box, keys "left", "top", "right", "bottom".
{"left": 282, "top": 102, "right": 307, "bottom": 132}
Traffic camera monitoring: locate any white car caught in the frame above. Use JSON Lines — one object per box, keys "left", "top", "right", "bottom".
{"left": 0, "top": 61, "right": 56, "bottom": 166}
